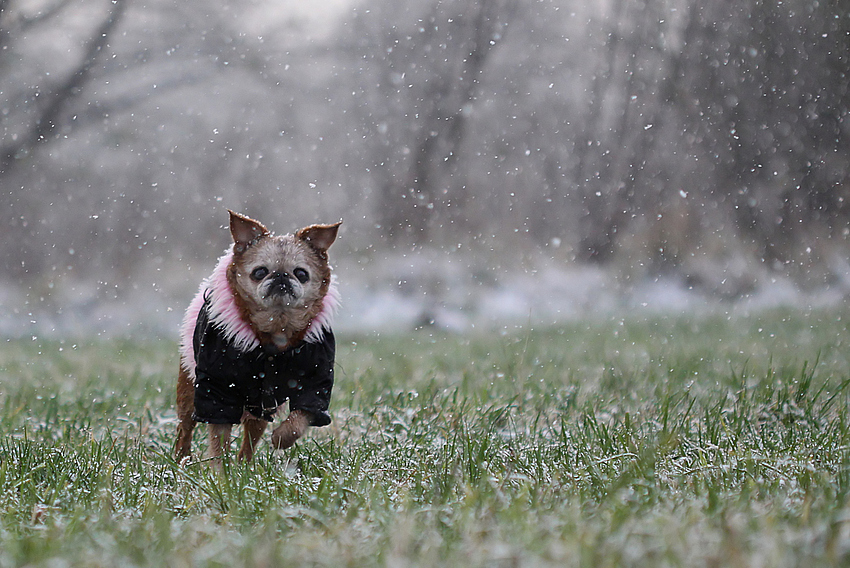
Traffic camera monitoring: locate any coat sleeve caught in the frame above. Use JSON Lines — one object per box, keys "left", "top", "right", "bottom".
{"left": 286, "top": 330, "right": 335, "bottom": 426}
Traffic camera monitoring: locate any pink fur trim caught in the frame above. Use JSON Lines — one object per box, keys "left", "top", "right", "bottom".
{"left": 304, "top": 278, "right": 341, "bottom": 343}
{"left": 178, "top": 247, "right": 256, "bottom": 377}
{"left": 179, "top": 245, "right": 339, "bottom": 377}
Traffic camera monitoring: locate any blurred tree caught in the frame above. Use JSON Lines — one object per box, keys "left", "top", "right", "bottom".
{"left": 0, "top": 0, "right": 295, "bottom": 281}
{"left": 348, "top": 0, "right": 518, "bottom": 245}
{"left": 676, "top": 0, "right": 850, "bottom": 271}
{"left": 0, "top": 0, "right": 128, "bottom": 278}
{"left": 0, "top": 0, "right": 127, "bottom": 176}
{"left": 0, "top": 0, "right": 847, "bottom": 297}
{"left": 562, "top": 0, "right": 850, "bottom": 278}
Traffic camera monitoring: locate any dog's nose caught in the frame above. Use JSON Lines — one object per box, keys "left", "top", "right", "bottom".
{"left": 269, "top": 272, "right": 294, "bottom": 296}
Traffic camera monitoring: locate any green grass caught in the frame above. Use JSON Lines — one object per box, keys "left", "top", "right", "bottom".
{"left": 1, "top": 308, "right": 850, "bottom": 566}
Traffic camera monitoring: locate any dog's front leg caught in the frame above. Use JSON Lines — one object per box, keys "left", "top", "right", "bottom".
{"left": 270, "top": 409, "right": 311, "bottom": 450}
{"left": 174, "top": 365, "right": 196, "bottom": 461}
{"left": 237, "top": 414, "right": 267, "bottom": 462}
{"left": 207, "top": 423, "right": 233, "bottom": 470}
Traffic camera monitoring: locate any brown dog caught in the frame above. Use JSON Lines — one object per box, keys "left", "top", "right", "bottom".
{"left": 174, "top": 210, "right": 341, "bottom": 464}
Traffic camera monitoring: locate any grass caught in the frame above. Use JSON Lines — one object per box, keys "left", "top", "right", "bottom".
{"left": 1, "top": 307, "right": 850, "bottom": 566}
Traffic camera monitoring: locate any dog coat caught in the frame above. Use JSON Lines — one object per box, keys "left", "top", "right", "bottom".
{"left": 179, "top": 246, "right": 340, "bottom": 426}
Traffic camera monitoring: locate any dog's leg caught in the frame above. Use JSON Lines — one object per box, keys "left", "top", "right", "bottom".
{"left": 237, "top": 414, "right": 267, "bottom": 462}
{"left": 270, "top": 409, "right": 312, "bottom": 450}
{"left": 207, "top": 423, "right": 233, "bottom": 471}
{"left": 174, "top": 364, "right": 196, "bottom": 461}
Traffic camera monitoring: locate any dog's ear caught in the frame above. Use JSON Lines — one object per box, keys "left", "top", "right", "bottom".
{"left": 229, "top": 210, "right": 269, "bottom": 253}
{"left": 296, "top": 221, "right": 342, "bottom": 253}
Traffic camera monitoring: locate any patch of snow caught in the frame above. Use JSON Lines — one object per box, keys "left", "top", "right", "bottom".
{"left": 2, "top": 250, "right": 848, "bottom": 341}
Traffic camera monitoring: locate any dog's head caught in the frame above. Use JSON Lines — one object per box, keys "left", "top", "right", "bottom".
{"left": 226, "top": 210, "right": 340, "bottom": 349}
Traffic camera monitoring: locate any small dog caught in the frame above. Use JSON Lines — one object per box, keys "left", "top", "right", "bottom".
{"left": 174, "top": 210, "right": 341, "bottom": 464}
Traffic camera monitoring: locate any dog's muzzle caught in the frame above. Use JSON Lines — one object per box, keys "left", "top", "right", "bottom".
{"left": 267, "top": 272, "right": 296, "bottom": 299}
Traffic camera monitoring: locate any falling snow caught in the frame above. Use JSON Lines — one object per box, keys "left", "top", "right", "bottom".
{"left": 0, "top": 0, "right": 847, "bottom": 338}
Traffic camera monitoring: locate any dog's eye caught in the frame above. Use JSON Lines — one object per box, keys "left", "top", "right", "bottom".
{"left": 293, "top": 267, "right": 309, "bottom": 283}
{"left": 250, "top": 266, "right": 269, "bottom": 281}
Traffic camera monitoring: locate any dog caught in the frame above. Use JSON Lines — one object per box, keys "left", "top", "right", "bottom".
{"left": 174, "top": 210, "right": 341, "bottom": 464}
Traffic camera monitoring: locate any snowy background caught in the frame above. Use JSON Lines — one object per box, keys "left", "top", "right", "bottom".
{"left": 1, "top": 0, "right": 848, "bottom": 339}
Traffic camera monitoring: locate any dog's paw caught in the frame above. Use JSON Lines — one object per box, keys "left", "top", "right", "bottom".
{"left": 271, "top": 410, "right": 311, "bottom": 450}
{"left": 270, "top": 426, "right": 299, "bottom": 450}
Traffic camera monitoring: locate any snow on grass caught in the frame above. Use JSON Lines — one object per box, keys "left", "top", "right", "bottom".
{"left": 1, "top": 308, "right": 849, "bottom": 565}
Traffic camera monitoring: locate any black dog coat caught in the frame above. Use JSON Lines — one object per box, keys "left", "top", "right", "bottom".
{"left": 191, "top": 297, "right": 335, "bottom": 425}
{"left": 179, "top": 246, "right": 339, "bottom": 427}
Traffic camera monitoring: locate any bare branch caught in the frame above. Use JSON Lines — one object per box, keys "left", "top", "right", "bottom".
{"left": 0, "top": 0, "right": 127, "bottom": 174}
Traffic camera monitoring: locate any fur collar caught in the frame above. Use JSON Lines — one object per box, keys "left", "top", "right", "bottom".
{"left": 179, "top": 246, "right": 339, "bottom": 375}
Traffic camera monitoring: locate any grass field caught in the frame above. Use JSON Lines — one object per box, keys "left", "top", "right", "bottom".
{"left": 1, "top": 308, "right": 850, "bottom": 567}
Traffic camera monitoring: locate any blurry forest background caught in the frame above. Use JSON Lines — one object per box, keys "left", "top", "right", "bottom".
{"left": 1, "top": 0, "right": 848, "bottom": 335}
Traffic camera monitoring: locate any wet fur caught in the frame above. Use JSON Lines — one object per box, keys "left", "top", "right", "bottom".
{"left": 227, "top": 225, "right": 334, "bottom": 350}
